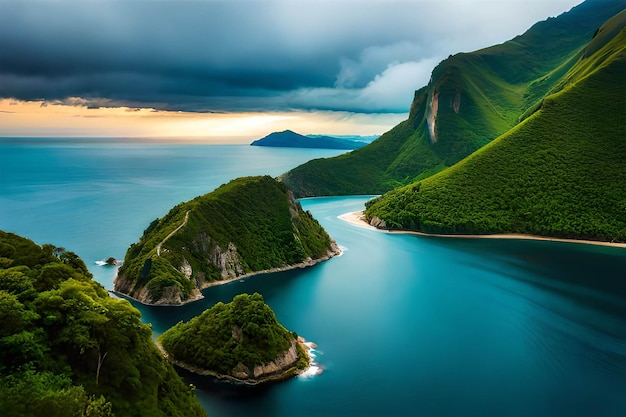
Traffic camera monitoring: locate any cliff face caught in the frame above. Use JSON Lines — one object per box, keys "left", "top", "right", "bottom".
{"left": 115, "top": 176, "right": 340, "bottom": 305}
{"left": 231, "top": 340, "right": 301, "bottom": 381}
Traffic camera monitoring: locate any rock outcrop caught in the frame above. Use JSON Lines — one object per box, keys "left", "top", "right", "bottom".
{"left": 231, "top": 340, "right": 300, "bottom": 380}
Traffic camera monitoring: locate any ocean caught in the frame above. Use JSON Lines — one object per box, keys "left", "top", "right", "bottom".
{"left": 2, "top": 139, "right": 626, "bottom": 416}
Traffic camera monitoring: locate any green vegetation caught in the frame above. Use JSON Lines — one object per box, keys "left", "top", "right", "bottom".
{"left": 0, "top": 230, "right": 207, "bottom": 417}
{"left": 281, "top": 0, "right": 626, "bottom": 197}
{"left": 365, "top": 15, "right": 626, "bottom": 242}
{"left": 159, "top": 292, "right": 307, "bottom": 381}
{"left": 116, "top": 175, "right": 338, "bottom": 305}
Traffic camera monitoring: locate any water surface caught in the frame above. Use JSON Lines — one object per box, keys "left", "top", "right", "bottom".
{"left": 2, "top": 141, "right": 625, "bottom": 416}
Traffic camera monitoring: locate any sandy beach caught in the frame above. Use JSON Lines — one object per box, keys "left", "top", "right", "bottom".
{"left": 339, "top": 211, "right": 626, "bottom": 249}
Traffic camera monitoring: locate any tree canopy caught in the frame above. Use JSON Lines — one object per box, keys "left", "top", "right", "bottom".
{"left": 0, "top": 230, "right": 207, "bottom": 417}
{"left": 160, "top": 292, "right": 307, "bottom": 379}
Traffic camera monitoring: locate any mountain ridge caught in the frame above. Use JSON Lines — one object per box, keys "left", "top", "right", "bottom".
{"left": 281, "top": 0, "right": 626, "bottom": 197}
{"left": 364, "top": 10, "right": 626, "bottom": 242}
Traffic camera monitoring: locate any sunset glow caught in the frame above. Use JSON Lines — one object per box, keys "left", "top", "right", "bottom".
{"left": 0, "top": 99, "right": 403, "bottom": 142}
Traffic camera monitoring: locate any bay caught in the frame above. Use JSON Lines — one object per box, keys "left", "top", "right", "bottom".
{"left": 2, "top": 140, "right": 626, "bottom": 416}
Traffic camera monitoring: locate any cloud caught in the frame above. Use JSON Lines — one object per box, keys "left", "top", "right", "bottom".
{"left": 286, "top": 57, "right": 441, "bottom": 113}
{"left": 0, "top": 0, "right": 583, "bottom": 114}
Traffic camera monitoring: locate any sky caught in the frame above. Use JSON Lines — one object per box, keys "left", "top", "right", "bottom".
{"left": 0, "top": 0, "right": 584, "bottom": 142}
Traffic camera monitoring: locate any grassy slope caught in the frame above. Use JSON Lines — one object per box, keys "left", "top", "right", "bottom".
{"left": 117, "top": 176, "right": 335, "bottom": 302}
{"left": 365, "top": 20, "right": 626, "bottom": 242}
{"left": 281, "top": 0, "right": 626, "bottom": 198}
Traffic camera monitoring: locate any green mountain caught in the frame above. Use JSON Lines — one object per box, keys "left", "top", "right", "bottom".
{"left": 159, "top": 292, "right": 309, "bottom": 384}
{"left": 0, "top": 231, "right": 206, "bottom": 417}
{"left": 281, "top": 0, "right": 626, "bottom": 197}
{"left": 365, "top": 9, "right": 626, "bottom": 242}
{"left": 251, "top": 129, "right": 370, "bottom": 149}
{"left": 115, "top": 175, "right": 340, "bottom": 305}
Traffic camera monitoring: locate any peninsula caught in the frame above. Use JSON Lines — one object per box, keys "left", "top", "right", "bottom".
{"left": 158, "top": 292, "right": 310, "bottom": 384}
{"left": 114, "top": 176, "right": 340, "bottom": 305}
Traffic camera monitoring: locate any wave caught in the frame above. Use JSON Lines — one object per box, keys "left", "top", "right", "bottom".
{"left": 95, "top": 259, "right": 122, "bottom": 266}
{"left": 299, "top": 341, "right": 324, "bottom": 379}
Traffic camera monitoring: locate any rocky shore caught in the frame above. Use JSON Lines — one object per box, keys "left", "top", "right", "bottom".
{"left": 156, "top": 337, "right": 313, "bottom": 385}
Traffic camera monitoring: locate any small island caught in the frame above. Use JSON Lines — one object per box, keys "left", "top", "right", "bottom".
{"left": 158, "top": 293, "right": 311, "bottom": 384}
{"left": 114, "top": 176, "right": 340, "bottom": 305}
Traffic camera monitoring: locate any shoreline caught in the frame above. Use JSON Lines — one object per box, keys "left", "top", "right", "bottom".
{"left": 112, "top": 242, "right": 342, "bottom": 307}
{"left": 338, "top": 211, "right": 626, "bottom": 249}
{"left": 155, "top": 337, "right": 315, "bottom": 385}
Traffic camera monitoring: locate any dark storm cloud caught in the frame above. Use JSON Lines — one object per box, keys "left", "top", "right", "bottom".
{"left": 0, "top": 0, "right": 582, "bottom": 113}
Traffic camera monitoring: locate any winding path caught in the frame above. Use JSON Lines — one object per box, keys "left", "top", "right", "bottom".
{"left": 156, "top": 211, "right": 190, "bottom": 256}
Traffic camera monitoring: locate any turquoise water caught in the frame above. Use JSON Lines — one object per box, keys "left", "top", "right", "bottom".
{"left": 0, "top": 140, "right": 345, "bottom": 289}
{"left": 2, "top": 140, "right": 626, "bottom": 416}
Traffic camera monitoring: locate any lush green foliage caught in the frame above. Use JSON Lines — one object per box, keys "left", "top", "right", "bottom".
{"left": 366, "top": 20, "right": 626, "bottom": 242}
{"left": 118, "top": 176, "right": 336, "bottom": 302}
{"left": 0, "top": 231, "right": 207, "bottom": 417}
{"left": 160, "top": 293, "right": 300, "bottom": 375}
{"left": 281, "top": 0, "right": 626, "bottom": 197}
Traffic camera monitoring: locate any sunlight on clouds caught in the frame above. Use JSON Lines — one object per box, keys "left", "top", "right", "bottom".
{"left": 0, "top": 99, "right": 403, "bottom": 142}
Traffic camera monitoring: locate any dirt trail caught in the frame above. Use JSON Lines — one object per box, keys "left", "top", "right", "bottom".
{"left": 156, "top": 211, "right": 190, "bottom": 256}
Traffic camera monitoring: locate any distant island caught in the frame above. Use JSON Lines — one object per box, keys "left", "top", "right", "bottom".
{"left": 114, "top": 175, "right": 340, "bottom": 305}
{"left": 158, "top": 292, "right": 310, "bottom": 384}
{"left": 251, "top": 129, "right": 375, "bottom": 149}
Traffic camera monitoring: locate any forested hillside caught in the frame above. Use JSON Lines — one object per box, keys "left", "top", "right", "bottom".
{"left": 115, "top": 176, "right": 339, "bottom": 305}
{"left": 281, "top": 0, "right": 626, "bottom": 197}
{"left": 365, "top": 10, "right": 626, "bottom": 242}
{"left": 0, "top": 231, "right": 206, "bottom": 417}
